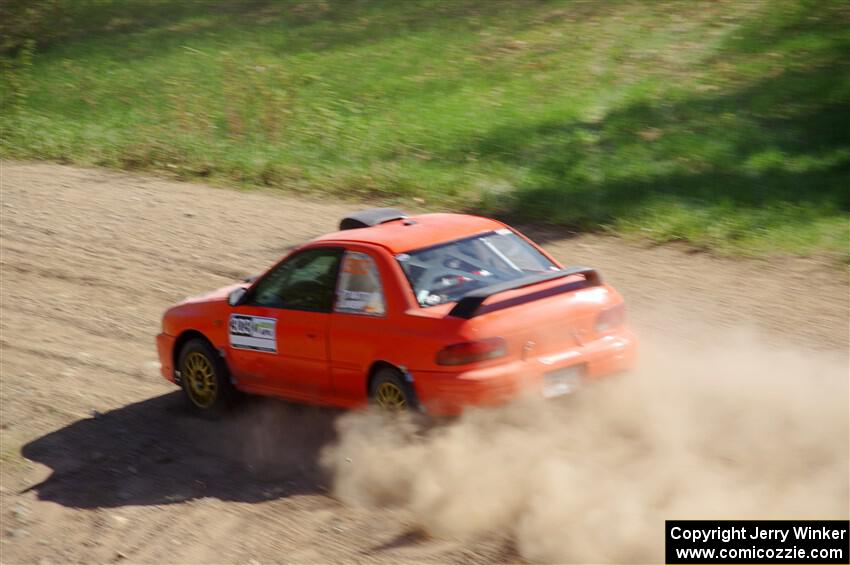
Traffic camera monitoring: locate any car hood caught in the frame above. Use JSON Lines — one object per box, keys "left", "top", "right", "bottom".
{"left": 175, "top": 283, "right": 246, "bottom": 306}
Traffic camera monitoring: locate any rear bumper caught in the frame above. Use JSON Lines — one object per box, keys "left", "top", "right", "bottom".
{"left": 413, "top": 328, "right": 637, "bottom": 416}
{"left": 156, "top": 333, "right": 177, "bottom": 384}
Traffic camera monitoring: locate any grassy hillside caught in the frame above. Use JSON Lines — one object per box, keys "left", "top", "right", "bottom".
{"left": 2, "top": 0, "right": 848, "bottom": 257}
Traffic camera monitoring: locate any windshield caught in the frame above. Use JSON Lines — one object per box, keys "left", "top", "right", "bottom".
{"left": 396, "top": 229, "right": 558, "bottom": 307}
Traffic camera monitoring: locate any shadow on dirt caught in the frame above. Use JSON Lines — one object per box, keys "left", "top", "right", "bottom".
{"left": 20, "top": 392, "right": 341, "bottom": 509}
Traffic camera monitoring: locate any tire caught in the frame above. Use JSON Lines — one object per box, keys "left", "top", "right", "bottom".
{"left": 177, "top": 338, "right": 235, "bottom": 416}
{"left": 369, "top": 366, "right": 418, "bottom": 411}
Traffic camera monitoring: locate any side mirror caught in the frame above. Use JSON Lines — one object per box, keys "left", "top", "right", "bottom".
{"left": 228, "top": 287, "right": 247, "bottom": 307}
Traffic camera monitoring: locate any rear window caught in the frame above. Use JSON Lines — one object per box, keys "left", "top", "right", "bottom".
{"left": 396, "top": 229, "right": 558, "bottom": 307}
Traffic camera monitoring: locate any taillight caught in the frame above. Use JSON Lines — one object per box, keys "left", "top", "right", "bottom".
{"left": 436, "top": 337, "right": 507, "bottom": 366}
{"left": 595, "top": 303, "right": 625, "bottom": 332}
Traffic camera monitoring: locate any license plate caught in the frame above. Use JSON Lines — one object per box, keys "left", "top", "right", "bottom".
{"left": 543, "top": 366, "right": 582, "bottom": 398}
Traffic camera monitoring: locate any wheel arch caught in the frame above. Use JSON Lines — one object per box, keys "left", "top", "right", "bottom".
{"left": 366, "top": 360, "right": 404, "bottom": 395}
{"left": 172, "top": 329, "right": 213, "bottom": 373}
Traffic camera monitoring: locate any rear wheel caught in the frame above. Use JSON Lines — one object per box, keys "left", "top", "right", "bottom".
{"left": 369, "top": 367, "right": 418, "bottom": 411}
{"left": 178, "top": 338, "right": 235, "bottom": 415}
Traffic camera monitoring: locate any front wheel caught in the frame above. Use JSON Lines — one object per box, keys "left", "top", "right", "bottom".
{"left": 178, "top": 338, "right": 235, "bottom": 415}
{"left": 369, "top": 367, "right": 418, "bottom": 411}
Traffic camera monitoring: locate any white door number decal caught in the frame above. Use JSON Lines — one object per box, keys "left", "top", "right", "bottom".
{"left": 229, "top": 314, "right": 277, "bottom": 353}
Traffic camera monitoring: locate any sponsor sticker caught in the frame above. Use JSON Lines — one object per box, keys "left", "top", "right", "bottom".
{"left": 229, "top": 314, "right": 277, "bottom": 353}
{"left": 337, "top": 289, "right": 373, "bottom": 311}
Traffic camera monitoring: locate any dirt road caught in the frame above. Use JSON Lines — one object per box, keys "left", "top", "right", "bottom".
{"left": 1, "top": 162, "right": 847, "bottom": 564}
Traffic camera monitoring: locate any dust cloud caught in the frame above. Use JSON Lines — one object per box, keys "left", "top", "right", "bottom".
{"left": 321, "top": 329, "right": 849, "bottom": 563}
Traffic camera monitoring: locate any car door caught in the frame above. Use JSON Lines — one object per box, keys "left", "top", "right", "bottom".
{"left": 227, "top": 246, "right": 342, "bottom": 399}
{"left": 329, "top": 247, "right": 395, "bottom": 402}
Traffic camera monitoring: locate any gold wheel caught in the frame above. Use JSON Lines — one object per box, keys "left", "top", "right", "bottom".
{"left": 375, "top": 381, "right": 407, "bottom": 410}
{"left": 183, "top": 351, "right": 217, "bottom": 409}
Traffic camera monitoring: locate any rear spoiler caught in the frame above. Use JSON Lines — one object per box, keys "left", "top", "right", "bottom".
{"left": 448, "top": 267, "right": 601, "bottom": 319}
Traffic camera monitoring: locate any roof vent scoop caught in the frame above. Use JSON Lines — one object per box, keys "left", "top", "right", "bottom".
{"left": 339, "top": 208, "right": 408, "bottom": 230}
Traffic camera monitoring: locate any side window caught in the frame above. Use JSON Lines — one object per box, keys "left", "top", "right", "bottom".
{"left": 335, "top": 251, "right": 386, "bottom": 316}
{"left": 249, "top": 248, "right": 342, "bottom": 312}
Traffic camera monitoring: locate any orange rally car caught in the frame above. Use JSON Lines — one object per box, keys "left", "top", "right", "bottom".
{"left": 156, "top": 209, "right": 636, "bottom": 416}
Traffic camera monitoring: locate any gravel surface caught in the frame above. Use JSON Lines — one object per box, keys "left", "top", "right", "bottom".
{"left": 1, "top": 162, "right": 846, "bottom": 564}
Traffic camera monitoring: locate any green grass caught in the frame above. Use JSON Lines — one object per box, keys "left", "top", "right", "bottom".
{"left": 2, "top": 0, "right": 848, "bottom": 258}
